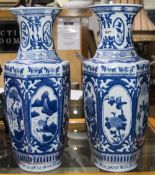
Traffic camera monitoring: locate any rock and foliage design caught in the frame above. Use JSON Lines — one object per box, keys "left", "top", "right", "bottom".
{"left": 6, "top": 87, "right": 24, "bottom": 143}
{"left": 31, "top": 88, "right": 58, "bottom": 143}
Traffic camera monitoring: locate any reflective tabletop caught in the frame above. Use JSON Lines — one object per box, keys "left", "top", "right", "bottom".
{"left": 0, "top": 122, "right": 155, "bottom": 174}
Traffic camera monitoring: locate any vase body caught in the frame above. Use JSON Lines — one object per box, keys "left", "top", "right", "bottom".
{"left": 4, "top": 7, "right": 70, "bottom": 172}
{"left": 83, "top": 4, "right": 150, "bottom": 172}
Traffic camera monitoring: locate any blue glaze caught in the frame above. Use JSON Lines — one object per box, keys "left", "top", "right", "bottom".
{"left": 83, "top": 4, "right": 150, "bottom": 172}
{"left": 4, "top": 7, "right": 70, "bottom": 172}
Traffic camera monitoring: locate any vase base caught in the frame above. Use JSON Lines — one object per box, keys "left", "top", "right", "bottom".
{"left": 18, "top": 161, "right": 61, "bottom": 172}
{"left": 95, "top": 161, "right": 137, "bottom": 172}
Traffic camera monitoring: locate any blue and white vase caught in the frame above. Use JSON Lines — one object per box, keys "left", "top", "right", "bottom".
{"left": 4, "top": 7, "right": 70, "bottom": 172}
{"left": 83, "top": 4, "right": 150, "bottom": 172}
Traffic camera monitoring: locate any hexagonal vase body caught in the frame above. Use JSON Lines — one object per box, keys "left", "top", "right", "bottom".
{"left": 83, "top": 4, "right": 150, "bottom": 172}
{"left": 4, "top": 7, "right": 70, "bottom": 172}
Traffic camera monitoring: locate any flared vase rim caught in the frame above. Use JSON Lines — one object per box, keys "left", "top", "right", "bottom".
{"left": 10, "top": 6, "right": 62, "bottom": 11}
{"left": 90, "top": 4, "right": 142, "bottom": 8}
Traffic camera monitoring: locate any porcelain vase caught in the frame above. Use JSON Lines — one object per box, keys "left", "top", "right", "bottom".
{"left": 83, "top": 4, "right": 150, "bottom": 172}
{"left": 4, "top": 7, "right": 70, "bottom": 172}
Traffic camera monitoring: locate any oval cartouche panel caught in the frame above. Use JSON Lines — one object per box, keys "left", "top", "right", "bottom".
{"left": 43, "top": 21, "right": 52, "bottom": 47}
{"left": 84, "top": 82, "right": 97, "bottom": 138}
{"left": 21, "top": 21, "right": 29, "bottom": 48}
{"left": 103, "top": 85, "right": 132, "bottom": 145}
{"left": 30, "top": 86, "right": 58, "bottom": 144}
{"left": 136, "top": 83, "right": 149, "bottom": 141}
{"left": 113, "top": 17, "right": 125, "bottom": 46}
{"left": 6, "top": 87, "right": 25, "bottom": 142}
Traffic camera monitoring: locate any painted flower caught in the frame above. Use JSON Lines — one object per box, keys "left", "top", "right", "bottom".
{"left": 85, "top": 97, "right": 95, "bottom": 117}
{"left": 105, "top": 113, "right": 127, "bottom": 130}
{"left": 85, "top": 96, "right": 96, "bottom": 137}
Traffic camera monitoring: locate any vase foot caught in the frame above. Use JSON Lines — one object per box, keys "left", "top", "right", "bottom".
{"left": 94, "top": 161, "right": 137, "bottom": 172}
{"left": 18, "top": 160, "right": 61, "bottom": 172}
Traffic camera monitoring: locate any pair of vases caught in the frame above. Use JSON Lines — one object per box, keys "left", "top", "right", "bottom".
{"left": 4, "top": 4, "right": 150, "bottom": 172}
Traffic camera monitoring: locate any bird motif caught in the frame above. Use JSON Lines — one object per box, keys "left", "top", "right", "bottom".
{"left": 116, "top": 21, "right": 123, "bottom": 33}
{"left": 107, "top": 96, "right": 115, "bottom": 106}
{"left": 116, "top": 97, "right": 127, "bottom": 109}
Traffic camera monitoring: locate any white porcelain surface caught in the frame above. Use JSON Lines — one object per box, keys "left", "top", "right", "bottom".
{"left": 63, "top": 1, "right": 92, "bottom": 8}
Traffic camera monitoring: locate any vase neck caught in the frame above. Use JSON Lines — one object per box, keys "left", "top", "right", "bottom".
{"left": 91, "top": 5, "right": 142, "bottom": 59}
{"left": 11, "top": 7, "right": 61, "bottom": 60}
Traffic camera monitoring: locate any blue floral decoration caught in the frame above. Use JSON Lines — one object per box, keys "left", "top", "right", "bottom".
{"left": 85, "top": 95, "right": 96, "bottom": 137}
{"left": 105, "top": 113, "right": 127, "bottom": 130}
{"left": 105, "top": 96, "right": 127, "bottom": 144}
{"left": 85, "top": 96, "right": 95, "bottom": 117}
